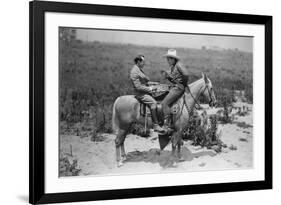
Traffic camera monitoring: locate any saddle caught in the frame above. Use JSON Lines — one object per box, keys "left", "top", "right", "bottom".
{"left": 135, "top": 84, "right": 181, "bottom": 124}
{"left": 138, "top": 100, "right": 181, "bottom": 117}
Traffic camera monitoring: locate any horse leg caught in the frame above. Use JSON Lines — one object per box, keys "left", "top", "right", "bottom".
{"left": 115, "top": 129, "right": 127, "bottom": 167}
{"left": 171, "top": 139, "right": 179, "bottom": 167}
{"left": 115, "top": 144, "right": 121, "bottom": 166}
{"left": 171, "top": 131, "right": 179, "bottom": 157}
{"left": 171, "top": 131, "right": 184, "bottom": 162}
{"left": 177, "top": 142, "right": 184, "bottom": 162}
{"left": 121, "top": 143, "right": 127, "bottom": 161}
{"left": 172, "top": 144, "right": 176, "bottom": 157}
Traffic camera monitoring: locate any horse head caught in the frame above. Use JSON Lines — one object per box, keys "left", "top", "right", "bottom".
{"left": 201, "top": 72, "right": 217, "bottom": 107}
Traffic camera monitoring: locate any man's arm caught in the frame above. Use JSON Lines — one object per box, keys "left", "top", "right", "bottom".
{"left": 176, "top": 63, "right": 189, "bottom": 85}
{"left": 130, "top": 71, "right": 152, "bottom": 93}
{"left": 160, "top": 70, "right": 173, "bottom": 82}
{"left": 176, "top": 63, "right": 189, "bottom": 77}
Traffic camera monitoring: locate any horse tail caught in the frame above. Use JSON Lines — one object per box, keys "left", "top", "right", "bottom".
{"left": 112, "top": 97, "right": 120, "bottom": 134}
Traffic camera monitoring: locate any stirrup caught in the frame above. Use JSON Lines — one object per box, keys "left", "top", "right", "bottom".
{"left": 153, "top": 124, "right": 166, "bottom": 133}
{"left": 163, "top": 115, "right": 173, "bottom": 127}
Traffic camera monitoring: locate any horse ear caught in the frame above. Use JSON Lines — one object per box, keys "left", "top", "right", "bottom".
{"left": 201, "top": 72, "right": 204, "bottom": 79}
{"left": 202, "top": 72, "right": 208, "bottom": 83}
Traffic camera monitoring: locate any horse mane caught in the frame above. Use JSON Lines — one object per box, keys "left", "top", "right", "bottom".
{"left": 189, "top": 76, "right": 204, "bottom": 88}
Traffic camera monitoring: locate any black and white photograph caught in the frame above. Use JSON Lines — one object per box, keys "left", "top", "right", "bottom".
{"left": 29, "top": 1, "right": 272, "bottom": 203}
{"left": 0, "top": 0, "right": 277, "bottom": 204}
{"left": 59, "top": 27, "right": 254, "bottom": 176}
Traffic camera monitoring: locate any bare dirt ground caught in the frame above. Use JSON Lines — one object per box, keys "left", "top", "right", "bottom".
{"left": 60, "top": 102, "right": 253, "bottom": 176}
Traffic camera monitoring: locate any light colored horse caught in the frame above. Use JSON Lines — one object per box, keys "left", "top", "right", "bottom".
{"left": 112, "top": 73, "right": 216, "bottom": 166}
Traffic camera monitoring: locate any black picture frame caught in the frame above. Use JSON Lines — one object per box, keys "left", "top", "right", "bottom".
{"left": 29, "top": 0, "right": 272, "bottom": 204}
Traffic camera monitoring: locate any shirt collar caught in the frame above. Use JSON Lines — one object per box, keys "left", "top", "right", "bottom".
{"left": 136, "top": 64, "right": 144, "bottom": 73}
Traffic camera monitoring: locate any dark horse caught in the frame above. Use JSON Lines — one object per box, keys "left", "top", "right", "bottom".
{"left": 112, "top": 73, "right": 216, "bottom": 166}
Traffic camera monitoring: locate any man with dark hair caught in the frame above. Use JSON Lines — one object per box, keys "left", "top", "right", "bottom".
{"left": 130, "top": 55, "right": 165, "bottom": 133}
{"left": 133, "top": 55, "right": 145, "bottom": 64}
{"left": 161, "top": 49, "right": 189, "bottom": 129}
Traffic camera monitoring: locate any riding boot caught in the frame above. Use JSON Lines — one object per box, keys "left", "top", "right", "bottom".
{"left": 163, "top": 114, "right": 172, "bottom": 127}
{"left": 162, "top": 114, "right": 174, "bottom": 134}
{"left": 151, "top": 108, "right": 166, "bottom": 133}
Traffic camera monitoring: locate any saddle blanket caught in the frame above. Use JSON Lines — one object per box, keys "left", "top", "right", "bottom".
{"left": 140, "top": 100, "right": 181, "bottom": 117}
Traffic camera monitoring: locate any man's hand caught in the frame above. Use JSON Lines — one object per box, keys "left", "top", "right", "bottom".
{"left": 160, "top": 70, "right": 169, "bottom": 79}
{"left": 149, "top": 86, "right": 157, "bottom": 93}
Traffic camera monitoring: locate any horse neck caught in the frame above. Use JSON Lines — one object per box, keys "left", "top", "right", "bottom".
{"left": 184, "top": 78, "right": 205, "bottom": 110}
{"left": 172, "top": 78, "right": 205, "bottom": 129}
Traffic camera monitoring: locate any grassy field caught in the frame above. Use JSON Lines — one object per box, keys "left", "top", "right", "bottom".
{"left": 59, "top": 40, "right": 253, "bottom": 133}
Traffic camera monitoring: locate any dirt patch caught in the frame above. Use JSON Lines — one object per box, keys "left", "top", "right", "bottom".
{"left": 59, "top": 104, "right": 253, "bottom": 176}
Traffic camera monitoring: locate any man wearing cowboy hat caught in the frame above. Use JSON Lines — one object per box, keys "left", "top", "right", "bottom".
{"left": 130, "top": 55, "right": 165, "bottom": 133}
{"left": 161, "top": 49, "right": 189, "bottom": 129}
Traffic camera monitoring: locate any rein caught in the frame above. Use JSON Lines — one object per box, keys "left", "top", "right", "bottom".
{"left": 177, "top": 83, "right": 212, "bottom": 120}
{"left": 186, "top": 85, "right": 204, "bottom": 110}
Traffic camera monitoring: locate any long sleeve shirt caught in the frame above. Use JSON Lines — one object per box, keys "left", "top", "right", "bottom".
{"left": 167, "top": 62, "right": 189, "bottom": 89}
{"left": 130, "top": 65, "right": 151, "bottom": 95}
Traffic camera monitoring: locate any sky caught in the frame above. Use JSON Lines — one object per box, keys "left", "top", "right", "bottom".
{"left": 76, "top": 28, "right": 253, "bottom": 52}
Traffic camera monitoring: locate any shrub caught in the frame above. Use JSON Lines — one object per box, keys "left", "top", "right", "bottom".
{"left": 59, "top": 156, "right": 81, "bottom": 176}
{"left": 182, "top": 112, "right": 226, "bottom": 151}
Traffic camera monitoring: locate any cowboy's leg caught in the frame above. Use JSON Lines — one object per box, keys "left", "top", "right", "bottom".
{"left": 139, "top": 94, "right": 157, "bottom": 109}
{"left": 161, "top": 87, "right": 184, "bottom": 116}
{"left": 161, "top": 87, "right": 184, "bottom": 131}
{"left": 139, "top": 94, "right": 165, "bottom": 133}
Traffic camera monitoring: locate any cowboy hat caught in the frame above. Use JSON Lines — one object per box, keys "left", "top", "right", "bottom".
{"left": 163, "top": 49, "right": 180, "bottom": 60}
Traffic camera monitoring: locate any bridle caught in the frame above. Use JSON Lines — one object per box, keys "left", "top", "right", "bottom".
{"left": 181, "top": 82, "right": 213, "bottom": 116}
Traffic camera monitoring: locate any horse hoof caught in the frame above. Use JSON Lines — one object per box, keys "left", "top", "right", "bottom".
{"left": 117, "top": 161, "right": 124, "bottom": 167}
{"left": 172, "top": 161, "right": 179, "bottom": 167}
{"left": 178, "top": 157, "right": 185, "bottom": 162}
{"left": 121, "top": 155, "right": 127, "bottom": 161}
